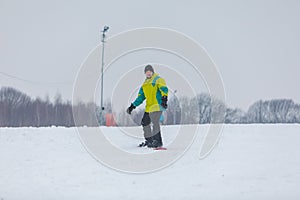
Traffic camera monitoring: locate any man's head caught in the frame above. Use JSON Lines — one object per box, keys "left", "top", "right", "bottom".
{"left": 144, "top": 64, "right": 154, "bottom": 79}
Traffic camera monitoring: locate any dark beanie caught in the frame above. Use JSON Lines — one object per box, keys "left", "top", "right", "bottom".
{"left": 144, "top": 64, "right": 154, "bottom": 73}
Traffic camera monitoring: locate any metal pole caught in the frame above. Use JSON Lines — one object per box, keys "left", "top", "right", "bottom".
{"left": 100, "top": 26, "right": 109, "bottom": 126}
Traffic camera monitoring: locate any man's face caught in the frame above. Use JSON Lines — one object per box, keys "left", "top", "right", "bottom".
{"left": 145, "top": 70, "right": 153, "bottom": 79}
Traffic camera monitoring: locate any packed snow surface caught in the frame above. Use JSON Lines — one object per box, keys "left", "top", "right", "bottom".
{"left": 1, "top": 124, "right": 300, "bottom": 200}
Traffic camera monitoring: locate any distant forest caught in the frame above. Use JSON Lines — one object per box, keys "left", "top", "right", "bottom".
{"left": 0, "top": 86, "right": 300, "bottom": 127}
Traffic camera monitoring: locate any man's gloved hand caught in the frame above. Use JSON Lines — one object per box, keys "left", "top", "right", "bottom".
{"left": 126, "top": 103, "right": 136, "bottom": 115}
{"left": 161, "top": 96, "right": 168, "bottom": 109}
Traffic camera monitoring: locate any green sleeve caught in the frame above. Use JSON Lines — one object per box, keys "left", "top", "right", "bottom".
{"left": 157, "top": 77, "right": 168, "bottom": 96}
{"left": 132, "top": 87, "right": 145, "bottom": 107}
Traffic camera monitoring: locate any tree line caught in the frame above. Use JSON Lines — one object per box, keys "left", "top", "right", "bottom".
{"left": 121, "top": 93, "right": 300, "bottom": 126}
{"left": 0, "top": 87, "right": 95, "bottom": 127}
{"left": 0, "top": 87, "right": 300, "bottom": 127}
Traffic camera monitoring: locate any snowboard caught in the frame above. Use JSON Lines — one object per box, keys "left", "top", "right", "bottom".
{"left": 154, "top": 147, "right": 167, "bottom": 150}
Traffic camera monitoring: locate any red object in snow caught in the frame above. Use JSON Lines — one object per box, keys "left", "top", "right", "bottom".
{"left": 105, "top": 113, "right": 116, "bottom": 126}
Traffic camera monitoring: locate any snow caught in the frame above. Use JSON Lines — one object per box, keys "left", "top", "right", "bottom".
{"left": 1, "top": 125, "right": 300, "bottom": 199}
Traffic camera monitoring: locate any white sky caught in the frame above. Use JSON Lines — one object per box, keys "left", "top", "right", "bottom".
{"left": 1, "top": 0, "right": 300, "bottom": 110}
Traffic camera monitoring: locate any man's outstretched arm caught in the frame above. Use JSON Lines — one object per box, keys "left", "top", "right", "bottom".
{"left": 126, "top": 87, "right": 145, "bottom": 114}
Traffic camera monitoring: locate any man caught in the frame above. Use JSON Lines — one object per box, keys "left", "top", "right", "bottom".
{"left": 126, "top": 64, "right": 168, "bottom": 148}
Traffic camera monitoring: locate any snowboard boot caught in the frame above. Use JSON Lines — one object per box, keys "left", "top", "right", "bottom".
{"left": 147, "top": 140, "right": 163, "bottom": 148}
{"left": 138, "top": 140, "right": 149, "bottom": 147}
{"left": 138, "top": 137, "right": 153, "bottom": 147}
{"left": 147, "top": 132, "right": 163, "bottom": 148}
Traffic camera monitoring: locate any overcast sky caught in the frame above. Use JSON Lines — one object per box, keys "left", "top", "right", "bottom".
{"left": 1, "top": 0, "right": 300, "bottom": 110}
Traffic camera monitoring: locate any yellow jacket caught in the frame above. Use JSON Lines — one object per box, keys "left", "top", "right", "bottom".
{"left": 132, "top": 73, "right": 168, "bottom": 113}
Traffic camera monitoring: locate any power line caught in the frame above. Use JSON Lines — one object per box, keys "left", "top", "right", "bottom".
{"left": 0, "top": 71, "right": 73, "bottom": 86}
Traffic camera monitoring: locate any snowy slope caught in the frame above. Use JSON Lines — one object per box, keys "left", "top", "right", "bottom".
{"left": 0, "top": 125, "right": 300, "bottom": 200}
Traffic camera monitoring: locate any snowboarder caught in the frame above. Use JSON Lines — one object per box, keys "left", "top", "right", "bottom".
{"left": 126, "top": 64, "right": 168, "bottom": 148}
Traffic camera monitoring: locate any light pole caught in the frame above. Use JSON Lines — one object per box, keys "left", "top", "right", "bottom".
{"left": 100, "top": 26, "right": 109, "bottom": 126}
